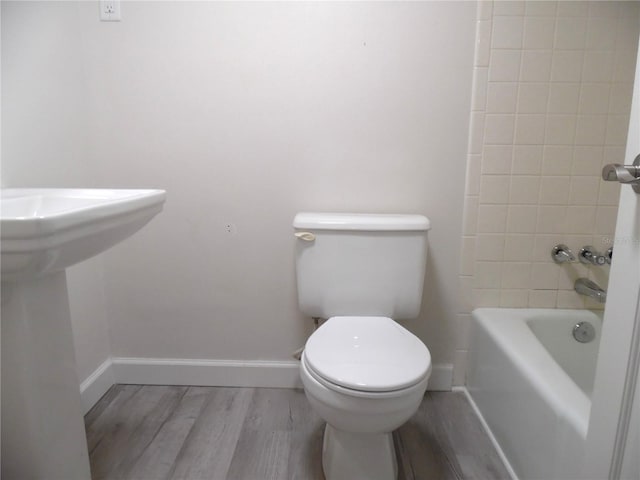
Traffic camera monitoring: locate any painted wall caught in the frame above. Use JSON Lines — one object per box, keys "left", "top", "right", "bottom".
{"left": 2, "top": 2, "right": 476, "bottom": 384}
{"left": 455, "top": 0, "right": 640, "bottom": 383}
{"left": 1, "top": 2, "right": 112, "bottom": 383}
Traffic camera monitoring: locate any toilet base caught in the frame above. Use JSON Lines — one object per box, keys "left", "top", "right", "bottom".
{"left": 322, "top": 423, "right": 397, "bottom": 480}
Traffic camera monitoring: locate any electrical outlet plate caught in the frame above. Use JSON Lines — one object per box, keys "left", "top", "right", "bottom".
{"left": 99, "top": 0, "right": 121, "bottom": 22}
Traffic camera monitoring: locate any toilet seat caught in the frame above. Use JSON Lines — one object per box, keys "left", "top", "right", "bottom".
{"left": 304, "top": 316, "right": 431, "bottom": 393}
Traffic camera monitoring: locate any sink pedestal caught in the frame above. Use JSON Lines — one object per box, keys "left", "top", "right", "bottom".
{"left": 2, "top": 271, "right": 91, "bottom": 479}
{"left": 0, "top": 187, "right": 166, "bottom": 478}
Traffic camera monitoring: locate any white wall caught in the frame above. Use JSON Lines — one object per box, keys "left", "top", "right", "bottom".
{"left": 2, "top": 2, "right": 475, "bottom": 383}
{"left": 1, "top": 2, "right": 112, "bottom": 384}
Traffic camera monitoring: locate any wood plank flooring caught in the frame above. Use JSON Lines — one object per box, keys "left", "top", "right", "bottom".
{"left": 85, "top": 386, "right": 510, "bottom": 480}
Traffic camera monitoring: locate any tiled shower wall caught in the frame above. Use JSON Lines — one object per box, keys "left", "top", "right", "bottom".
{"left": 454, "top": 1, "right": 640, "bottom": 385}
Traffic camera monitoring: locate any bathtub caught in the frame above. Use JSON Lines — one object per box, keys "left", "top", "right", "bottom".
{"left": 467, "top": 308, "right": 602, "bottom": 480}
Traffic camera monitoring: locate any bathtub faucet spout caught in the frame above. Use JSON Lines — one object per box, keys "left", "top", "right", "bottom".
{"left": 575, "top": 278, "right": 607, "bottom": 303}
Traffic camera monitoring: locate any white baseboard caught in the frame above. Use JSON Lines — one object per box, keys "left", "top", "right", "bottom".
{"left": 455, "top": 386, "right": 519, "bottom": 480}
{"left": 111, "top": 357, "right": 303, "bottom": 389}
{"left": 79, "top": 358, "right": 115, "bottom": 415}
{"left": 79, "top": 357, "right": 454, "bottom": 413}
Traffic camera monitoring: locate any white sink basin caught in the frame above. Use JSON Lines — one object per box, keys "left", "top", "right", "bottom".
{"left": 1, "top": 188, "right": 166, "bottom": 281}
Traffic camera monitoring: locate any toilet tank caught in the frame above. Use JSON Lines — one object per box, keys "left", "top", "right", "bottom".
{"left": 293, "top": 212, "right": 430, "bottom": 319}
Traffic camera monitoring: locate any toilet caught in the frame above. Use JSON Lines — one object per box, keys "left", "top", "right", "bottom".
{"left": 293, "top": 212, "right": 432, "bottom": 480}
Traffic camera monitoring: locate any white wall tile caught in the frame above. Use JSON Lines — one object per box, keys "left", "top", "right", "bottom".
{"left": 486, "top": 82, "right": 518, "bottom": 113}
{"left": 550, "top": 50, "right": 584, "bottom": 81}
{"left": 564, "top": 234, "right": 592, "bottom": 251}
{"left": 523, "top": 16, "right": 555, "bottom": 49}
{"left": 506, "top": 205, "right": 538, "bottom": 233}
{"left": 493, "top": 1, "right": 525, "bottom": 16}
{"left": 517, "top": 83, "right": 549, "bottom": 113}
{"left": 525, "top": 1, "right": 557, "bottom": 17}
{"left": 484, "top": 114, "right": 516, "bottom": 144}
{"left": 557, "top": 290, "right": 586, "bottom": 308}
{"left": 515, "top": 114, "right": 546, "bottom": 144}
{"left": 572, "top": 145, "right": 603, "bottom": 175}
{"left": 477, "top": 1, "right": 493, "bottom": 21}
{"left": 528, "top": 289, "right": 557, "bottom": 307}
{"left": 489, "top": 49, "right": 522, "bottom": 81}
{"left": 557, "top": 262, "right": 589, "bottom": 290}
{"left": 454, "top": 314, "right": 473, "bottom": 350}
{"left": 565, "top": 205, "right": 596, "bottom": 234}
{"left": 502, "top": 262, "right": 532, "bottom": 288}
{"left": 615, "top": 14, "right": 640, "bottom": 51}
{"left": 553, "top": 17, "right": 587, "bottom": 50}
{"left": 589, "top": 265, "right": 610, "bottom": 294}
{"left": 603, "top": 146, "right": 626, "bottom": 167}
{"left": 582, "top": 51, "right": 614, "bottom": 82}
{"left": 605, "top": 114, "right": 630, "bottom": 146}
{"left": 568, "top": 175, "right": 599, "bottom": 205}
{"left": 547, "top": 83, "right": 580, "bottom": 113}
{"left": 597, "top": 181, "right": 620, "bottom": 206}
{"left": 536, "top": 205, "right": 568, "bottom": 233}
{"left": 614, "top": 49, "right": 638, "bottom": 83}
{"left": 609, "top": 82, "right": 634, "bottom": 115}
{"left": 588, "top": 1, "right": 620, "bottom": 19}
{"left": 578, "top": 83, "right": 610, "bottom": 114}
{"left": 503, "top": 233, "right": 535, "bottom": 261}
{"left": 473, "top": 288, "right": 502, "bottom": 307}
{"left": 585, "top": 16, "right": 617, "bottom": 50}
{"left": 513, "top": 145, "right": 543, "bottom": 174}
{"left": 530, "top": 262, "right": 560, "bottom": 289}
{"left": 492, "top": 15, "right": 524, "bottom": 49}
{"left": 532, "top": 233, "right": 560, "bottom": 262}
{"left": 483, "top": 145, "right": 513, "bottom": 174}
{"left": 556, "top": 1, "right": 589, "bottom": 17}
{"left": 468, "top": 111, "right": 486, "bottom": 154}
{"left": 500, "top": 289, "right": 529, "bottom": 307}
{"left": 575, "top": 115, "right": 607, "bottom": 145}
{"left": 474, "top": 261, "right": 503, "bottom": 288}
{"left": 510, "top": 175, "right": 541, "bottom": 204}
{"left": 480, "top": 175, "right": 511, "bottom": 204}
{"left": 542, "top": 145, "right": 573, "bottom": 175}
{"left": 520, "top": 50, "right": 553, "bottom": 81}
{"left": 594, "top": 206, "right": 618, "bottom": 235}
{"left": 461, "top": 0, "right": 637, "bottom": 315}
{"left": 472, "top": 67, "right": 489, "bottom": 111}
{"left": 477, "top": 204, "right": 508, "bottom": 233}
{"left": 583, "top": 296, "right": 606, "bottom": 311}
{"left": 545, "top": 115, "right": 576, "bottom": 144}
{"left": 476, "top": 234, "right": 506, "bottom": 261}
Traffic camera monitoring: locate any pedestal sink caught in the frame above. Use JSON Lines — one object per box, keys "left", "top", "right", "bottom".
{"left": 1, "top": 188, "right": 166, "bottom": 479}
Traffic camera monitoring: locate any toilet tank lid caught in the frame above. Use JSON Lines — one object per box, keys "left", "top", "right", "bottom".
{"left": 293, "top": 212, "right": 431, "bottom": 231}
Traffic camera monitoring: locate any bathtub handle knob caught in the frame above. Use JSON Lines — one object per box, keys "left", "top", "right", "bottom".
{"left": 579, "top": 246, "right": 608, "bottom": 266}
{"left": 551, "top": 244, "right": 576, "bottom": 263}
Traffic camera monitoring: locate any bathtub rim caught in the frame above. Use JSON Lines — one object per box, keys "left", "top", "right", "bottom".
{"left": 471, "top": 307, "right": 602, "bottom": 439}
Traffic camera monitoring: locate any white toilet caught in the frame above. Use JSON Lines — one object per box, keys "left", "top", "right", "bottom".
{"left": 293, "top": 212, "right": 432, "bottom": 480}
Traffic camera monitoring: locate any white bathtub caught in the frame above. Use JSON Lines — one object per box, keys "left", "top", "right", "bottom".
{"left": 467, "top": 308, "right": 602, "bottom": 480}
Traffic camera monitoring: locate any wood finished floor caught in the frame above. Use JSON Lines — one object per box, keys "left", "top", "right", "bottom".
{"left": 85, "top": 385, "right": 511, "bottom": 480}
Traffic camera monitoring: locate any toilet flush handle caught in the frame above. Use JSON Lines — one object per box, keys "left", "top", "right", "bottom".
{"left": 294, "top": 232, "right": 316, "bottom": 241}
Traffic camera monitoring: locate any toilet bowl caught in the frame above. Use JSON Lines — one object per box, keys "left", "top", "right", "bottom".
{"left": 300, "top": 316, "right": 431, "bottom": 480}
{"left": 292, "top": 212, "right": 432, "bottom": 480}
